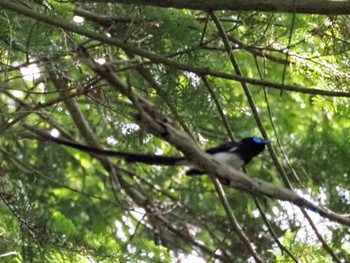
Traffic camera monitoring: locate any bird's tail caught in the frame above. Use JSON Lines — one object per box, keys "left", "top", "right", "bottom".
{"left": 42, "top": 135, "right": 184, "bottom": 165}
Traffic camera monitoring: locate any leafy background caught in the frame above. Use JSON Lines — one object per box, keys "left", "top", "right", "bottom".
{"left": 0, "top": 1, "right": 350, "bottom": 262}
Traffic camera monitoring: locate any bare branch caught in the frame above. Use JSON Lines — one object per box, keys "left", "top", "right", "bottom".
{"left": 73, "top": 0, "right": 350, "bottom": 15}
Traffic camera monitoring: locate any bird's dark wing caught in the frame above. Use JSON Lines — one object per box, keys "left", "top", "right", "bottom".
{"left": 205, "top": 141, "right": 239, "bottom": 154}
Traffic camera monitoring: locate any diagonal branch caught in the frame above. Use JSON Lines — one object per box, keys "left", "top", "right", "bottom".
{"left": 200, "top": 77, "right": 262, "bottom": 260}
{"left": 76, "top": 46, "right": 350, "bottom": 228}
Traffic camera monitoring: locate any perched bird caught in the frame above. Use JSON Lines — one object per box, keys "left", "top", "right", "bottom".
{"left": 41, "top": 135, "right": 269, "bottom": 175}
{"left": 186, "top": 136, "right": 270, "bottom": 175}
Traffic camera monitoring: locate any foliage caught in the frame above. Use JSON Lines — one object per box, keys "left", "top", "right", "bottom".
{"left": 0, "top": 1, "right": 350, "bottom": 262}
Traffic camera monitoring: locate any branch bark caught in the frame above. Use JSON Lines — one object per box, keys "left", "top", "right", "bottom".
{"left": 81, "top": 0, "right": 350, "bottom": 15}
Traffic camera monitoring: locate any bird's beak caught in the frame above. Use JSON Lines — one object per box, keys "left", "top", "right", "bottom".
{"left": 263, "top": 139, "right": 271, "bottom": 145}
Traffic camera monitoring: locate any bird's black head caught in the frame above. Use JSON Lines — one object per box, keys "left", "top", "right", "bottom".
{"left": 238, "top": 136, "right": 270, "bottom": 164}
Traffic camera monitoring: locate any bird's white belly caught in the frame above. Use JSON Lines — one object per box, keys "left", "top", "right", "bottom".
{"left": 212, "top": 152, "right": 244, "bottom": 169}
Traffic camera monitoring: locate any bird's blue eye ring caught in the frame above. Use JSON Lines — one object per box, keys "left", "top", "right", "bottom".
{"left": 253, "top": 136, "right": 270, "bottom": 144}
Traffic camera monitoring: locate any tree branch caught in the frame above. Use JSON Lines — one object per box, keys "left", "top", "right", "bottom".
{"left": 76, "top": 0, "right": 350, "bottom": 15}
{"left": 77, "top": 46, "right": 350, "bottom": 227}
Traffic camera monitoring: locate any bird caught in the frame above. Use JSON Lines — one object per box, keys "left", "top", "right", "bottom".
{"left": 40, "top": 135, "right": 269, "bottom": 175}
{"left": 185, "top": 136, "right": 270, "bottom": 175}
